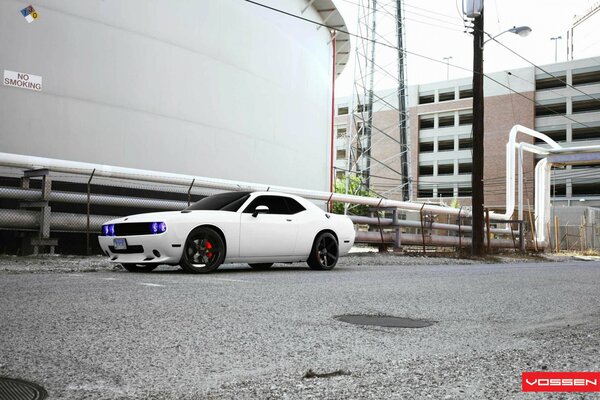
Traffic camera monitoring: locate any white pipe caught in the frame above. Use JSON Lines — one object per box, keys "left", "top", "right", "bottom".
{"left": 534, "top": 158, "right": 552, "bottom": 246}
{"left": 0, "top": 152, "right": 465, "bottom": 217}
{"left": 518, "top": 144, "right": 524, "bottom": 222}
{"left": 496, "top": 125, "right": 561, "bottom": 222}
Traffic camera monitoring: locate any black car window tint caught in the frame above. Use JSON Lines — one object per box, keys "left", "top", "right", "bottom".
{"left": 221, "top": 194, "right": 251, "bottom": 212}
{"left": 242, "top": 195, "right": 291, "bottom": 215}
{"left": 284, "top": 198, "right": 306, "bottom": 214}
{"left": 185, "top": 192, "right": 251, "bottom": 211}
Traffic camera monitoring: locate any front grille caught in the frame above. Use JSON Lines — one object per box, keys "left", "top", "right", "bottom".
{"left": 109, "top": 245, "right": 144, "bottom": 254}
{"left": 114, "top": 223, "right": 154, "bottom": 236}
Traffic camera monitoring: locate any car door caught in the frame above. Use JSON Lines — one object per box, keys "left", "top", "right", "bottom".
{"left": 238, "top": 195, "right": 300, "bottom": 258}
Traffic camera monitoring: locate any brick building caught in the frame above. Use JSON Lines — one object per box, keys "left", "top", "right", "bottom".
{"left": 334, "top": 57, "right": 600, "bottom": 211}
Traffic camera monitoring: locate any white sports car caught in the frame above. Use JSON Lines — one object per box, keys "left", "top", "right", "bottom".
{"left": 98, "top": 191, "right": 355, "bottom": 273}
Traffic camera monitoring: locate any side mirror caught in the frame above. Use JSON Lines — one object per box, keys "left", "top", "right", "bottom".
{"left": 252, "top": 205, "right": 269, "bottom": 218}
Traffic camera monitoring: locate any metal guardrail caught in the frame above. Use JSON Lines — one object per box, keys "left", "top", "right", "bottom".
{"left": 0, "top": 153, "right": 528, "bottom": 254}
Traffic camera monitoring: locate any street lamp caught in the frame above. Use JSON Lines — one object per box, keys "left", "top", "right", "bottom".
{"left": 443, "top": 56, "right": 453, "bottom": 80}
{"left": 550, "top": 36, "right": 562, "bottom": 62}
{"left": 470, "top": 20, "right": 532, "bottom": 256}
{"left": 483, "top": 26, "right": 532, "bottom": 45}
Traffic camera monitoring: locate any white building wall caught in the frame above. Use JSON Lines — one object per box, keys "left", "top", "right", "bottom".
{"left": 0, "top": 0, "right": 336, "bottom": 191}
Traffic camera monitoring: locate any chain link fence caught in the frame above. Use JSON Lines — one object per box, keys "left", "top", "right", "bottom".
{"left": 0, "top": 166, "right": 223, "bottom": 254}
{"left": 547, "top": 206, "right": 600, "bottom": 252}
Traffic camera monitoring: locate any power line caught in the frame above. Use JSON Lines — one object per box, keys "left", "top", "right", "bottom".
{"left": 246, "top": 0, "right": 597, "bottom": 129}
{"left": 488, "top": 36, "right": 600, "bottom": 104}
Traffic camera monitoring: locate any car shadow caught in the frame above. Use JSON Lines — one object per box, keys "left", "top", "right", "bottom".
{"left": 140, "top": 263, "right": 315, "bottom": 275}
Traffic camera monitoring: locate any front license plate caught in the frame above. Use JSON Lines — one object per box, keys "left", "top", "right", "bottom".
{"left": 113, "top": 238, "right": 127, "bottom": 250}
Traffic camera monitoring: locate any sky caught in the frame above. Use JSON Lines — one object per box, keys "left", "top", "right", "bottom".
{"left": 333, "top": 0, "right": 600, "bottom": 95}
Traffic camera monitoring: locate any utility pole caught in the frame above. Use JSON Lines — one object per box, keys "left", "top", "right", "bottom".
{"left": 396, "top": 0, "right": 409, "bottom": 201}
{"left": 471, "top": 7, "right": 485, "bottom": 256}
{"left": 363, "top": 0, "right": 377, "bottom": 190}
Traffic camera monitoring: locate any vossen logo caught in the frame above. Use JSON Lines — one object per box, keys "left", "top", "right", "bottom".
{"left": 522, "top": 372, "right": 600, "bottom": 392}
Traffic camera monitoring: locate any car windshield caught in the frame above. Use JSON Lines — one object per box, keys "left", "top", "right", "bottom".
{"left": 184, "top": 191, "right": 251, "bottom": 212}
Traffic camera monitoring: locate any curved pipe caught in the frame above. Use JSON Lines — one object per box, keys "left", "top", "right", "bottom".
{"left": 493, "top": 125, "right": 561, "bottom": 221}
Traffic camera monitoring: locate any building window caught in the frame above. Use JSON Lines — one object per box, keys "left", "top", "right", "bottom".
{"left": 458, "top": 186, "right": 472, "bottom": 197}
{"left": 572, "top": 98, "right": 600, "bottom": 114}
{"left": 458, "top": 162, "right": 472, "bottom": 174}
{"left": 419, "top": 141, "right": 434, "bottom": 153}
{"left": 357, "top": 103, "right": 371, "bottom": 113}
{"left": 336, "top": 127, "right": 347, "bottom": 138}
{"left": 438, "top": 90, "right": 455, "bottom": 102}
{"left": 571, "top": 163, "right": 600, "bottom": 169}
{"left": 437, "top": 164, "right": 454, "bottom": 176}
{"left": 419, "top": 115, "right": 434, "bottom": 130}
{"left": 534, "top": 128, "right": 566, "bottom": 143}
{"left": 572, "top": 126, "right": 600, "bottom": 141}
{"left": 356, "top": 122, "right": 364, "bottom": 135}
{"left": 458, "top": 138, "right": 473, "bottom": 150}
{"left": 459, "top": 112, "right": 473, "bottom": 125}
{"left": 572, "top": 69, "right": 600, "bottom": 86}
{"left": 418, "top": 187, "right": 433, "bottom": 198}
{"left": 535, "top": 75, "right": 566, "bottom": 90}
{"left": 336, "top": 149, "right": 347, "bottom": 159}
{"left": 535, "top": 101, "right": 566, "bottom": 117}
{"left": 572, "top": 183, "right": 600, "bottom": 196}
{"left": 437, "top": 187, "right": 454, "bottom": 197}
{"left": 419, "top": 164, "right": 434, "bottom": 176}
{"left": 459, "top": 86, "right": 473, "bottom": 99}
{"left": 551, "top": 183, "right": 566, "bottom": 196}
{"left": 438, "top": 114, "right": 455, "bottom": 127}
{"left": 438, "top": 140, "right": 454, "bottom": 152}
{"left": 419, "top": 92, "right": 434, "bottom": 104}
{"left": 337, "top": 106, "right": 349, "bottom": 115}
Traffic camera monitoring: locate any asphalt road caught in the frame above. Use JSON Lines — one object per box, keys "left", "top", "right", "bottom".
{"left": 1, "top": 260, "right": 599, "bottom": 399}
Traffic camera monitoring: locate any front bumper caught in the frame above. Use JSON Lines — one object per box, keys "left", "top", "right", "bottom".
{"left": 98, "top": 232, "right": 184, "bottom": 264}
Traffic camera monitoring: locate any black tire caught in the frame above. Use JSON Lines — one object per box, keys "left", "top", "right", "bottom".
{"left": 180, "top": 227, "right": 225, "bottom": 274}
{"left": 120, "top": 263, "right": 158, "bottom": 272}
{"left": 248, "top": 263, "right": 274, "bottom": 270}
{"left": 307, "top": 232, "right": 339, "bottom": 270}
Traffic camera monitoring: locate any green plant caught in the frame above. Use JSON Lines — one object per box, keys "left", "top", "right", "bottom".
{"left": 332, "top": 176, "right": 375, "bottom": 216}
{"left": 449, "top": 198, "right": 461, "bottom": 209}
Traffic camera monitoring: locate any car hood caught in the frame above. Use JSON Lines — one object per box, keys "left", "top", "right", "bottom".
{"left": 101, "top": 210, "right": 233, "bottom": 225}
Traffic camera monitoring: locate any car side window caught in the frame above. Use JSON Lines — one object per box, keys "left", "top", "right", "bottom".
{"left": 242, "top": 195, "right": 298, "bottom": 215}
{"left": 284, "top": 198, "right": 306, "bottom": 214}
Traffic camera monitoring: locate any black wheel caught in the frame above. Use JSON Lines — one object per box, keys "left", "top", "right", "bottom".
{"left": 180, "top": 227, "right": 225, "bottom": 274}
{"left": 248, "top": 263, "right": 274, "bottom": 270}
{"left": 307, "top": 232, "right": 339, "bottom": 270}
{"left": 120, "top": 263, "right": 158, "bottom": 272}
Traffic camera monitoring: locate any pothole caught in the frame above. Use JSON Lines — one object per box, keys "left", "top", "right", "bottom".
{"left": 335, "top": 314, "right": 436, "bottom": 328}
{"left": 0, "top": 377, "right": 47, "bottom": 400}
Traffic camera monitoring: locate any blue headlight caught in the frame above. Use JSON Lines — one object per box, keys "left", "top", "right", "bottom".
{"left": 150, "top": 222, "right": 166, "bottom": 234}
{"left": 108, "top": 224, "right": 115, "bottom": 236}
{"left": 102, "top": 225, "right": 109, "bottom": 236}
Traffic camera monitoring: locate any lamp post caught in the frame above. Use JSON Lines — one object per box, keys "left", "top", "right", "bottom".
{"left": 443, "top": 56, "right": 452, "bottom": 80}
{"left": 471, "top": 22, "right": 531, "bottom": 256}
{"left": 550, "top": 36, "right": 562, "bottom": 62}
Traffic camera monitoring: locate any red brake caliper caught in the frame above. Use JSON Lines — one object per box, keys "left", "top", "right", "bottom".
{"left": 205, "top": 241, "right": 213, "bottom": 259}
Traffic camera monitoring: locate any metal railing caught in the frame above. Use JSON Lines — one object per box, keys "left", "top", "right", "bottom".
{"left": 0, "top": 152, "right": 528, "bottom": 254}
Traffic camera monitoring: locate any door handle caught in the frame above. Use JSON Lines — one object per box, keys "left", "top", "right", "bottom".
{"left": 286, "top": 219, "right": 292, "bottom": 222}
